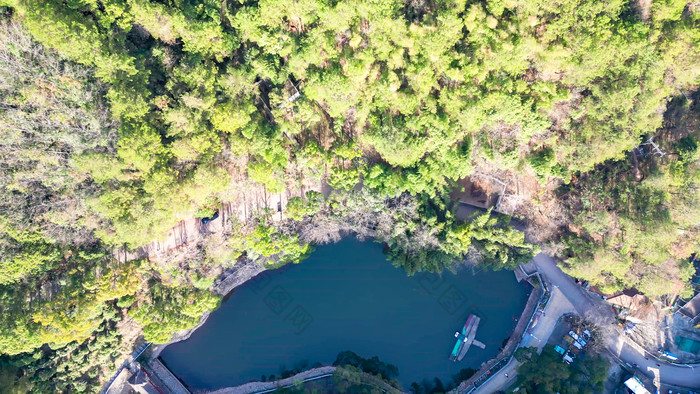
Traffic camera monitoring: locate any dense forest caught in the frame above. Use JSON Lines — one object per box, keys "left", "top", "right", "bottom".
{"left": 0, "top": 0, "right": 698, "bottom": 391}
{"left": 514, "top": 345, "right": 609, "bottom": 393}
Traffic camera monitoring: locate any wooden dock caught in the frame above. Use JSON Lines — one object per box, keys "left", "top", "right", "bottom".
{"left": 450, "top": 314, "right": 485, "bottom": 361}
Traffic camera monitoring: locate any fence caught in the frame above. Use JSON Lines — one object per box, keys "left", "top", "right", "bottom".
{"left": 453, "top": 268, "right": 549, "bottom": 393}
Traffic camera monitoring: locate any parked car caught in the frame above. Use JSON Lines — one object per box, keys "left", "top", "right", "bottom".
{"left": 554, "top": 345, "right": 566, "bottom": 355}
{"left": 582, "top": 329, "right": 592, "bottom": 340}
{"left": 662, "top": 351, "right": 679, "bottom": 361}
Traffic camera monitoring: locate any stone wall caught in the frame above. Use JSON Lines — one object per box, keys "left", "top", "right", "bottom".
{"left": 451, "top": 278, "right": 543, "bottom": 393}
{"left": 144, "top": 358, "right": 191, "bottom": 394}
{"left": 209, "top": 366, "right": 337, "bottom": 394}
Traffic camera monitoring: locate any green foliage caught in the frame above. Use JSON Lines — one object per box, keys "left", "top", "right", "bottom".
{"left": 560, "top": 107, "right": 700, "bottom": 296}
{"left": 4, "top": 0, "right": 698, "bottom": 251}
{"left": 527, "top": 147, "right": 567, "bottom": 182}
{"left": 129, "top": 283, "right": 220, "bottom": 344}
{"left": 0, "top": 227, "right": 61, "bottom": 285}
{"left": 0, "top": 0, "right": 698, "bottom": 376}
{"left": 514, "top": 346, "right": 537, "bottom": 363}
{"left": 516, "top": 345, "right": 609, "bottom": 394}
{"left": 241, "top": 223, "right": 313, "bottom": 266}
{"left": 333, "top": 365, "right": 397, "bottom": 394}
{"left": 386, "top": 199, "right": 538, "bottom": 275}
{"left": 0, "top": 256, "right": 143, "bottom": 355}
{"left": 116, "top": 295, "right": 136, "bottom": 309}
{"left": 387, "top": 246, "right": 457, "bottom": 277}
{"left": 286, "top": 191, "right": 324, "bottom": 221}
{"left": 459, "top": 211, "right": 541, "bottom": 270}
{"left": 0, "top": 325, "right": 122, "bottom": 393}
{"left": 333, "top": 350, "right": 399, "bottom": 381}
{"left": 364, "top": 137, "right": 473, "bottom": 197}
{"left": 0, "top": 16, "right": 117, "bottom": 285}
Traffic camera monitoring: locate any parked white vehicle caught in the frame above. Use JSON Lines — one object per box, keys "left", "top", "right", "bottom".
{"left": 583, "top": 329, "right": 592, "bottom": 340}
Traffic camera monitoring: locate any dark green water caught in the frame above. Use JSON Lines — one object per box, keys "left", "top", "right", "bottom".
{"left": 160, "top": 238, "right": 529, "bottom": 391}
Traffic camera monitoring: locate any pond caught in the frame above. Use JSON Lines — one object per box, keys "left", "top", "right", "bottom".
{"left": 160, "top": 238, "right": 530, "bottom": 391}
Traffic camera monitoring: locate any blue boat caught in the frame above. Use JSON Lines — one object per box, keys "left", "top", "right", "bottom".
{"left": 449, "top": 314, "right": 484, "bottom": 361}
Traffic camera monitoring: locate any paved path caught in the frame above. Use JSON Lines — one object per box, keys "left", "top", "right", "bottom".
{"left": 520, "top": 286, "right": 576, "bottom": 351}
{"left": 210, "top": 366, "right": 337, "bottom": 394}
{"left": 475, "top": 287, "right": 575, "bottom": 393}
{"left": 473, "top": 361, "right": 519, "bottom": 394}
{"left": 477, "top": 254, "right": 700, "bottom": 393}
{"left": 531, "top": 253, "right": 700, "bottom": 388}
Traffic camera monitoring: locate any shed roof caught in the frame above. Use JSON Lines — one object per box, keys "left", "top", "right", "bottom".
{"left": 679, "top": 292, "right": 700, "bottom": 320}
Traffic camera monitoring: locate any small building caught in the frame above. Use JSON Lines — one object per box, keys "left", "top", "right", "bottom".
{"left": 607, "top": 294, "right": 657, "bottom": 324}
{"left": 624, "top": 376, "right": 651, "bottom": 394}
{"left": 450, "top": 177, "right": 498, "bottom": 210}
{"left": 678, "top": 292, "right": 700, "bottom": 324}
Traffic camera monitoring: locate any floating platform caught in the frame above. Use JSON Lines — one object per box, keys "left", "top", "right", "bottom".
{"left": 449, "top": 313, "right": 485, "bottom": 361}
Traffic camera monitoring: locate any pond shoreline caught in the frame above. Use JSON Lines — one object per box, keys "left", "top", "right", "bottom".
{"left": 451, "top": 276, "right": 543, "bottom": 392}
{"left": 208, "top": 365, "right": 409, "bottom": 394}
{"left": 189, "top": 282, "right": 541, "bottom": 394}
{"left": 151, "top": 258, "right": 268, "bottom": 359}
{"left": 152, "top": 239, "right": 531, "bottom": 392}
{"left": 151, "top": 234, "right": 373, "bottom": 359}
{"left": 209, "top": 366, "right": 336, "bottom": 394}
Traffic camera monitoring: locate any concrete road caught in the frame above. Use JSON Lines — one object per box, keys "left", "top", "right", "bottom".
{"left": 519, "top": 286, "right": 576, "bottom": 350}
{"left": 473, "top": 359, "right": 520, "bottom": 394}
{"left": 531, "top": 253, "right": 700, "bottom": 389}
{"left": 476, "top": 287, "right": 576, "bottom": 393}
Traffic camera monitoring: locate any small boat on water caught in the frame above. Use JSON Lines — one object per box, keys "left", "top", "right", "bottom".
{"left": 449, "top": 313, "right": 485, "bottom": 361}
